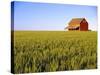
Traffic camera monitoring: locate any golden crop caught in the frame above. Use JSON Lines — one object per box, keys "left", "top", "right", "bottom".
{"left": 13, "top": 31, "right": 97, "bottom": 73}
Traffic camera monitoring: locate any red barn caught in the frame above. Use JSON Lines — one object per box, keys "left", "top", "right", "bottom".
{"left": 65, "top": 18, "right": 88, "bottom": 31}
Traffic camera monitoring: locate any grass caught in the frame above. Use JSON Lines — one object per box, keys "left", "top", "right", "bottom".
{"left": 12, "top": 31, "right": 97, "bottom": 73}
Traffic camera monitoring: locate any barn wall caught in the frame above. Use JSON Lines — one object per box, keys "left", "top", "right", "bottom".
{"left": 80, "top": 20, "right": 88, "bottom": 31}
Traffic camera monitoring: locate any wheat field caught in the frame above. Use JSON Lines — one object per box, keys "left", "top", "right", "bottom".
{"left": 12, "top": 31, "right": 97, "bottom": 73}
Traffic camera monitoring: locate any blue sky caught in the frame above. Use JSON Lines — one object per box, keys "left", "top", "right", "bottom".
{"left": 12, "top": 1, "right": 98, "bottom": 31}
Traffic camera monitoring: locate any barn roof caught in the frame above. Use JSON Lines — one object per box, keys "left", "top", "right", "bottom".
{"left": 65, "top": 26, "right": 79, "bottom": 30}
{"left": 69, "top": 18, "right": 85, "bottom": 26}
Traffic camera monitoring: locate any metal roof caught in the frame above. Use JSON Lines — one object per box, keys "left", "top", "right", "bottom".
{"left": 69, "top": 18, "right": 85, "bottom": 26}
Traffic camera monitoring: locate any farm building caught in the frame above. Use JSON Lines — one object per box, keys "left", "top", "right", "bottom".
{"left": 65, "top": 18, "right": 88, "bottom": 31}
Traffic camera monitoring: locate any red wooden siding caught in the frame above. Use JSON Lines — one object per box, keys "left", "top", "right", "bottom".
{"left": 80, "top": 19, "right": 88, "bottom": 31}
